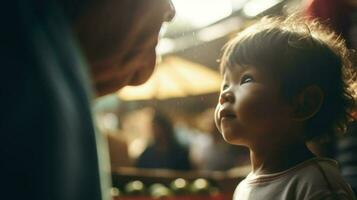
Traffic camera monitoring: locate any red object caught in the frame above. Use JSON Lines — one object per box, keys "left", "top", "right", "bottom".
{"left": 351, "top": 111, "right": 357, "bottom": 121}
{"left": 305, "top": 0, "right": 353, "bottom": 46}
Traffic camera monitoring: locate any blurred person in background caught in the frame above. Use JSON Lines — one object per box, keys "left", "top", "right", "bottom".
{"left": 136, "top": 110, "right": 192, "bottom": 170}
{"left": 337, "top": 112, "right": 357, "bottom": 194}
{"left": 0, "top": 0, "right": 175, "bottom": 200}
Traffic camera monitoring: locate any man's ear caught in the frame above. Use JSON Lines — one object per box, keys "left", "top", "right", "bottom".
{"left": 292, "top": 85, "right": 324, "bottom": 121}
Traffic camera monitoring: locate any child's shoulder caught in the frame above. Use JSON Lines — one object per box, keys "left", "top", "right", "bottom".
{"left": 243, "top": 157, "right": 339, "bottom": 185}
{"left": 291, "top": 158, "right": 355, "bottom": 199}
{"left": 247, "top": 157, "right": 347, "bottom": 187}
{"left": 297, "top": 157, "right": 340, "bottom": 181}
{"left": 234, "top": 157, "right": 356, "bottom": 200}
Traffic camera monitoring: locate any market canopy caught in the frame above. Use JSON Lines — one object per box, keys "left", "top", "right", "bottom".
{"left": 118, "top": 56, "right": 221, "bottom": 101}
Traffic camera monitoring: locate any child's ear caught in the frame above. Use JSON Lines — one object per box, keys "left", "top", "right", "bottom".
{"left": 292, "top": 85, "right": 324, "bottom": 121}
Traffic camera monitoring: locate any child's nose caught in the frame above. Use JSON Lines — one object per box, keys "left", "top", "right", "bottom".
{"left": 164, "top": 0, "right": 176, "bottom": 22}
{"left": 219, "top": 91, "right": 235, "bottom": 104}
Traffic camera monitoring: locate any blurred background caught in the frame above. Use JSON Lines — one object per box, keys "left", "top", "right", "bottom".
{"left": 92, "top": 0, "right": 357, "bottom": 198}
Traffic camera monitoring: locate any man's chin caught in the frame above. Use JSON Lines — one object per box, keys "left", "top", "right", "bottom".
{"left": 128, "top": 69, "right": 153, "bottom": 86}
{"left": 128, "top": 60, "right": 156, "bottom": 86}
{"left": 129, "top": 78, "right": 146, "bottom": 86}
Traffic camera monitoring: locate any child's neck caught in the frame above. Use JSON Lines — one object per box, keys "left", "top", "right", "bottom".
{"left": 250, "top": 142, "right": 315, "bottom": 175}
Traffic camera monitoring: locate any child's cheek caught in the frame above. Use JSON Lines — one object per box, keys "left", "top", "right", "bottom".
{"left": 235, "top": 88, "right": 284, "bottom": 132}
{"left": 214, "top": 104, "right": 221, "bottom": 132}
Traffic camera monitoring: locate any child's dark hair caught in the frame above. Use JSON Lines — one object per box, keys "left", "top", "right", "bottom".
{"left": 220, "top": 15, "right": 356, "bottom": 141}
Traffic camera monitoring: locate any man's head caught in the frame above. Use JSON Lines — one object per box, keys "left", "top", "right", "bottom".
{"left": 59, "top": 0, "right": 176, "bottom": 95}
{"left": 215, "top": 16, "right": 355, "bottom": 147}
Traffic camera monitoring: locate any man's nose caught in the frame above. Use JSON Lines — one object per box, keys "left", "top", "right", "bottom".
{"left": 219, "top": 91, "right": 235, "bottom": 104}
{"left": 164, "top": 0, "right": 176, "bottom": 22}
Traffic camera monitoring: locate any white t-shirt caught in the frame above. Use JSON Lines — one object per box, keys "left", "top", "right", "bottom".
{"left": 233, "top": 157, "right": 356, "bottom": 200}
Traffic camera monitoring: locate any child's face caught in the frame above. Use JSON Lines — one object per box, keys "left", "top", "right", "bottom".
{"left": 214, "top": 65, "right": 294, "bottom": 148}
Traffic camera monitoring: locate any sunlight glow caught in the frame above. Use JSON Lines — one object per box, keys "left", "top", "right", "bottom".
{"left": 243, "top": 0, "right": 283, "bottom": 17}
{"left": 172, "top": 0, "right": 233, "bottom": 28}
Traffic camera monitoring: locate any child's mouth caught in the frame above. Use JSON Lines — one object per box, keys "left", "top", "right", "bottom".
{"left": 219, "top": 109, "right": 236, "bottom": 120}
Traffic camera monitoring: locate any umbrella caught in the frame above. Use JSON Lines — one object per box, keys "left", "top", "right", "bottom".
{"left": 117, "top": 56, "right": 222, "bottom": 100}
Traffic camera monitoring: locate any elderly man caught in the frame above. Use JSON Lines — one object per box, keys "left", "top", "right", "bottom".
{"left": 0, "top": 0, "right": 175, "bottom": 200}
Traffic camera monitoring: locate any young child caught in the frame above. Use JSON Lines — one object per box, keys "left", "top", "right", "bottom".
{"left": 214, "top": 16, "right": 356, "bottom": 200}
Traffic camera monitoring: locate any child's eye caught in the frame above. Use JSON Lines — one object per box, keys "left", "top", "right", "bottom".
{"left": 222, "top": 84, "right": 229, "bottom": 90}
{"left": 240, "top": 75, "right": 254, "bottom": 85}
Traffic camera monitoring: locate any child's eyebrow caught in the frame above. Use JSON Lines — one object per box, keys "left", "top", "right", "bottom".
{"left": 226, "top": 61, "right": 251, "bottom": 71}
{"left": 233, "top": 64, "right": 252, "bottom": 73}
{"left": 225, "top": 65, "right": 254, "bottom": 81}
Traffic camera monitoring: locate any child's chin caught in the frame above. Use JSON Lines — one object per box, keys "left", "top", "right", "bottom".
{"left": 222, "top": 134, "right": 244, "bottom": 145}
